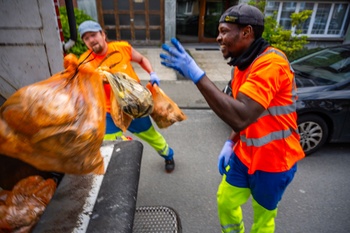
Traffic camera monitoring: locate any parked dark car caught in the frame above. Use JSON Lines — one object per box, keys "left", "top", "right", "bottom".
{"left": 292, "top": 44, "right": 350, "bottom": 155}
{"left": 223, "top": 44, "right": 350, "bottom": 155}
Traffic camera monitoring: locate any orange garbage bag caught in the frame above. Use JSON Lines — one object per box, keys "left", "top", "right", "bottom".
{"left": 0, "top": 176, "right": 57, "bottom": 233}
{"left": 0, "top": 54, "right": 106, "bottom": 175}
{"left": 146, "top": 83, "right": 187, "bottom": 128}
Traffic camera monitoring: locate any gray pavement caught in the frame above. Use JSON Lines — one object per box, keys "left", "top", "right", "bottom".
{"left": 134, "top": 45, "right": 232, "bottom": 81}
{"left": 135, "top": 44, "right": 233, "bottom": 109}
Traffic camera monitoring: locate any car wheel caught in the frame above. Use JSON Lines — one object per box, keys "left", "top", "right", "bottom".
{"left": 297, "top": 114, "right": 329, "bottom": 155}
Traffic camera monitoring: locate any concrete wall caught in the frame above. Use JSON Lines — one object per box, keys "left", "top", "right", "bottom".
{"left": 0, "top": 0, "right": 63, "bottom": 101}
{"left": 164, "top": 0, "right": 177, "bottom": 43}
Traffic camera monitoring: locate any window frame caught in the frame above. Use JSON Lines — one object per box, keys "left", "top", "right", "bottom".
{"left": 265, "top": 1, "right": 350, "bottom": 38}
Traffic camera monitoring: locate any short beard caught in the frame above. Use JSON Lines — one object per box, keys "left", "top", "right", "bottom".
{"left": 92, "top": 44, "right": 103, "bottom": 54}
{"left": 223, "top": 50, "right": 235, "bottom": 60}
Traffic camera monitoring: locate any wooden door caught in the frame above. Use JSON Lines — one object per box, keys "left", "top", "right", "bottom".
{"left": 96, "top": 0, "right": 164, "bottom": 46}
{"left": 198, "top": 0, "right": 237, "bottom": 42}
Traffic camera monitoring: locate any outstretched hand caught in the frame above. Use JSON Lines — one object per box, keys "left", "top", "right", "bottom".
{"left": 160, "top": 38, "right": 205, "bottom": 84}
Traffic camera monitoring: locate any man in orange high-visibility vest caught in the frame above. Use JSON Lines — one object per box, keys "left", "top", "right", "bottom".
{"left": 160, "top": 3, "right": 305, "bottom": 232}
{"left": 78, "top": 20, "right": 175, "bottom": 172}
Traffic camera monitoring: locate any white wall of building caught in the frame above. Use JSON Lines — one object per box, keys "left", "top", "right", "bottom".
{"left": 0, "top": 0, "right": 63, "bottom": 100}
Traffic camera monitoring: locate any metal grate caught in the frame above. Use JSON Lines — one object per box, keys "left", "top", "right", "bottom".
{"left": 133, "top": 206, "right": 182, "bottom": 233}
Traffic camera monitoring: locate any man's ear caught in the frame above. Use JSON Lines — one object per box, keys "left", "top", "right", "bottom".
{"left": 243, "top": 26, "right": 253, "bottom": 37}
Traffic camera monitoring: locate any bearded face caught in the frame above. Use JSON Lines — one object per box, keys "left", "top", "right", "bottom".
{"left": 82, "top": 31, "right": 107, "bottom": 55}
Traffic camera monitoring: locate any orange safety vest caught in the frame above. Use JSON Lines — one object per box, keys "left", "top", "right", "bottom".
{"left": 78, "top": 41, "right": 140, "bottom": 113}
{"left": 231, "top": 47, "right": 305, "bottom": 174}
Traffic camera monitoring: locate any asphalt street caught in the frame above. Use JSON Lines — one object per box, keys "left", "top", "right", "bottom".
{"left": 129, "top": 108, "right": 350, "bottom": 233}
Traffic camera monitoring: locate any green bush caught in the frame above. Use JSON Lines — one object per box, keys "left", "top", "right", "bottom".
{"left": 59, "top": 7, "right": 94, "bottom": 57}
{"left": 263, "top": 13, "right": 310, "bottom": 60}
{"left": 248, "top": 1, "right": 311, "bottom": 60}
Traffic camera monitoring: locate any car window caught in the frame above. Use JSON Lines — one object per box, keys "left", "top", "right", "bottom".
{"left": 292, "top": 46, "right": 350, "bottom": 87}
{"left": 330, "top": 57, "right": 350, "bottom": 73}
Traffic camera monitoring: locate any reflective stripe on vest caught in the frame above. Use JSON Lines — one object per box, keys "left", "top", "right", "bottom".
{"left": 241, "top": 127, "right": 294, "bottom": 147}
{"left": 240, "top": 48, "right": 298, "bottom": 148}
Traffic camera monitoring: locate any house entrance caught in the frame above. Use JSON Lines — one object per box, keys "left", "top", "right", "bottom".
{"left": 176, "top": 0, "right": 237, "bottom": 43}
{"left": 96, "top": 0, "right": 164, "bottom": 46}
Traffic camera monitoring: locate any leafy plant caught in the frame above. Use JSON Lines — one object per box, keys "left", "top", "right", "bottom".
{"left": 59, "top": 7, "right": 93, "bottom": 57}
{"left": 248, "top": 1, "right": 312, "bottom": 60}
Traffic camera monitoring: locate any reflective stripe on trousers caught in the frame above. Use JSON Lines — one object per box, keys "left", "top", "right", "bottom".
{"left": 217, "top": 179, "right": 277, "bottom": 233}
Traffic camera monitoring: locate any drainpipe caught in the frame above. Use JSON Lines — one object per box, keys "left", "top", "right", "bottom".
{"left": 62, "top": 0, "right": 77, "bottom": 53}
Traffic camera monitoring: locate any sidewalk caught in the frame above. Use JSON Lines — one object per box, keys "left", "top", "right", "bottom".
{"left": 134, "top": 46, "right": 232, "bottom": 84}
{"left": 134, "top": 45, "right": 233, "bottom": 109}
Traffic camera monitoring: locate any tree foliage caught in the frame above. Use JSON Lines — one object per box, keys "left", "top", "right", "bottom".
{"left": 59, "top": 7, "right": 93, "bottom": 57}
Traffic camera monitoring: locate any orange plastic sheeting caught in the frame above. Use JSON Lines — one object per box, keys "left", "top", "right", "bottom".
{"left": 0, "top": 176, "right": 57, "bottom": 232}
{"left": 0, "top": 54, "right": 106, "bottom": 175}
{"left": 146, "top": 83, "right": 187, "bottom": 128}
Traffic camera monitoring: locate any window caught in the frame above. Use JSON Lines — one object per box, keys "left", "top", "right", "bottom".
{"left": 177, "top": 1, "right": 194, "bottom": 15}
{"left": 280, "top": 2, "right": 296, "bottom": 29}
{"left": 96, "top": 0, "right": 164, "bottom": 45}
{"left": 266, "top": 1, "right": 350, "bottom": 38}
{"left": 329, "top": 4, "right": 349, "bottom": 35}
{"left": 265, "top": 1, "right": 280, "bottom": 17}
{"left": 297, "top": 2, "right": 314, "bottom": 34}
{"left": 312, "top": 3, "right": 331, "bottom": 34}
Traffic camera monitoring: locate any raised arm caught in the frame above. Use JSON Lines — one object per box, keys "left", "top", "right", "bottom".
{"left": 131, "top": 48, "right": 160, "bottom": 85}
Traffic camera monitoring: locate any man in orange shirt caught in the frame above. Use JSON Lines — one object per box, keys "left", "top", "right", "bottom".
{"left": 160, "top": 4, "right": 305, "bottom": 232}
{"left": 78, "top": 20, "right": 175, "bottom": 172}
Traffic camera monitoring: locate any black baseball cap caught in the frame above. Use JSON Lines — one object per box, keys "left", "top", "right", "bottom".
{"left": 219, "top": 4, "right": 264, "bottom": 26}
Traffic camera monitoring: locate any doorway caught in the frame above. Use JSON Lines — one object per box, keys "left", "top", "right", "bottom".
{"left": 176, "top": 0, "right": 237, "bottom": 43}
{"left": 96, "top": 0, "right": 164, "bottom": 46}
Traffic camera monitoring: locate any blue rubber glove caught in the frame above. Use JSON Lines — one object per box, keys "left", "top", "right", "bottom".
{"left": 150, "top": 72, "right": 160, "bottom": 86}
{"left": 160, "top": 38, "right": 205, "bottom": 84}
{"left": 218, "top": 140, "right": 234, "bottom": 176}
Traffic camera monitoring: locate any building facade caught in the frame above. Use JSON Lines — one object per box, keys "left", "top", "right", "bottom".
{"left": 265, "top": 0, "right": 350, "bottom": 47}
{"left": 69, "top": 0, "right": 350, "bottom": 47}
